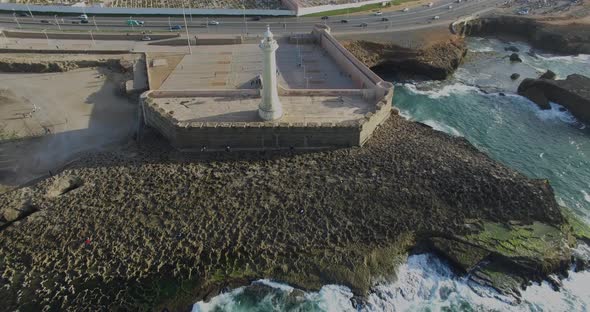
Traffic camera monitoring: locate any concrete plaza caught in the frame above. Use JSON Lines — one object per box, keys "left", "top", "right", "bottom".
{"left": 158, "top": 39, "right": 357, "bottom": 90}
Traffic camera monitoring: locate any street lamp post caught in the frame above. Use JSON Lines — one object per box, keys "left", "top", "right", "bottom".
{"left": 54, "top": 15, "right": 61, "bottom": 31}
{"left": 182, "top": 4, "right": 192, "bottom": 54}
{"left": 13, "top": 12, "right": 21, "bottom": 29}
{"left": 242, "top": 4, "right": 248, "bottom": 36}
{"left": 89, "top": 30, "right": 95, "bottom": 46}
{"left": 42, "top": 29, "right": 50, "bottom": 48}
{"left": 26, "top": 3, "right": 34, "bottom": 20}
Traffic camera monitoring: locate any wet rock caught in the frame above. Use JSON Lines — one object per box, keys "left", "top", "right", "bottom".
{"left": 505, "top": 45, "right": 520, "bottom": 52}
{"left": 509, "top": 53, "right": 523, "bottom": 63}
{"left": 518, "top": 74, "right": 590, "bottom": 123}
{"left": 510, "top": 73, "right": 520, "bottom": 80}
{"left": 539, "top": 70, "right": 556, "bottom": 80}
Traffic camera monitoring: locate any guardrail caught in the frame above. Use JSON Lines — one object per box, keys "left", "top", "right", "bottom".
{"left": 0, "top": 3, "right": 295, "bottom": 16}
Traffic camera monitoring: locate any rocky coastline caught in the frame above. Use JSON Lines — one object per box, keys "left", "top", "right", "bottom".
{"left": 1, "top": 113, "right": 588, "bottom": 310}
{"left": 342, "top": 38, "right": 467, "bottom": 80}
{"left": 518, "top": 74, "right": 590, "bottom": 124}
{"left": 454, "top": 15, "right": 590, "bottom": 55}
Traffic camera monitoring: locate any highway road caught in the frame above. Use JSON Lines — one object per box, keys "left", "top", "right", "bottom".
{"left": 0, "top": 0, "right": 502, "bottom": 35}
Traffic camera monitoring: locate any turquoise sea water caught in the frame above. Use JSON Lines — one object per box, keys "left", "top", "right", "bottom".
{"left": 193, "top": 38, "right": 590, "bottom": 311}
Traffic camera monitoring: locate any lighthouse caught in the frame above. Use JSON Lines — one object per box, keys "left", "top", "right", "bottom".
{"left": 258, "top": 25, "right": 283, "bottom": 121}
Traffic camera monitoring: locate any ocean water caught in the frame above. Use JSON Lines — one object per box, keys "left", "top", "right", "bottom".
{"left": 193, "top": 38, "right": 590, "bottom": 311}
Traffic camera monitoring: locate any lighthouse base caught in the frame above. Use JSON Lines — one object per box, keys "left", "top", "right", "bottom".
{"left": 258, "top": 102, "right": 283, "bottom": 121}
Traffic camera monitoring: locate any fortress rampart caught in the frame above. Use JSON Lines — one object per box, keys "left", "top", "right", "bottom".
{"left": 140, "top": 25, "right": 393, "bottom": 151}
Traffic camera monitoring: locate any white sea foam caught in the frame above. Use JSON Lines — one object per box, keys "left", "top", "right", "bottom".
{"left": 421, "top": 119, "right": 463, "bottom": 137}
{"left": 534, "top": 102, "right": 578, "bottom": 125}
{"left": 402, "top": 83, "right": 479, "bottom": 99}
{"left": 535, "top": 53, "right": 590, "bottom": 63}
{"left": 192, "top": 287, "right": 245, "bottom": 312}
{"left": 582, "top": 190, "right": 590, "bottom": 203}
{"left": 193, "top": 252, "right": 590, "bottom": 312}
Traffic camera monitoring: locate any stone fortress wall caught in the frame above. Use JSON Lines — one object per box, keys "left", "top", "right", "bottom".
{"left": 140, "top": 25, "right": 393, "bottom": 151}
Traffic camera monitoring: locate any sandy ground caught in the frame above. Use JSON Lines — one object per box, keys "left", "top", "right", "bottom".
{"left": 0, "top": 66, "right": 137, "bottom": 187}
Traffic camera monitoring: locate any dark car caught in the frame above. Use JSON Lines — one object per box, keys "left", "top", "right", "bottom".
{"left": 381, "top": 17, "right": 389, "bottom": 21}
{"left": 40, "top": 19, "right": 50, "bottom": 24}
{"left": 340, "top": 19, "right": 348, "bottom": 23}
{"left": 170, "top": 25, "right": 182, "bottom": 31}
{"left": 360, "top": 22, "right": 368, "bottom": 27}
{"left": 321, "top": 16, "right": 329, "bottom": 20}
{"left": 17, "top": 12, "right": 29, "bottom": 17}
{"left": 251, "top": 16, "right": 261, "bottom": 21}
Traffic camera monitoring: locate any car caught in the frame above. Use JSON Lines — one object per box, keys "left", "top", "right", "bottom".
{"left": 456, "top": 0, "right": 462, "bottom": 3}
{"left": 40, "top": 19, "right": 50, "bottom": 24}
{"left": 448, "top": 5, "right": 453, "bottom": 9}
{"left": 78, "top": 14, "right": 88, "bottom": 20}
{"left": 126, "top": 19, "right": 144, "bottom": 26}
{"left": 71, "top": 20, "right": 80, "bottom": 24}
{"left": 427, "top": 2, "right": 434, "bottom": 7}
{"left": 340, "top": 19, "right": 349, "bottom": 23}
{"left": 81, "top": 19, "right": 89, "bottom": 24}
{"left": 360, "top": 22, "right": 368, "bottom": 27}
{"left": 170, "top": 25, "right": 182, "bottom": 30}
{"left": 141, "top": 35, "right": 152, "bottom": 41}
{"left": 381, "top": 17, "right": 389, "bottom": 21}
{"left": 251, "top": 16, "right": 261, "bottom": 21}
{"left": 433, "top": 15, "right": 440, "bottom": 19}
{"left": 373, "top": 11, "right": 383, "bottom": 16}
{"left": 321, "top": 16, "right": 329, "bottom": 20}
{"left": 208, "top": 20, "right": 220, "bottom": 25}
{"left": 17, "top": 12, "right": 29, "bottom": 17}
{"left": 402, "top": 8, "right": 409, "bottom": 12}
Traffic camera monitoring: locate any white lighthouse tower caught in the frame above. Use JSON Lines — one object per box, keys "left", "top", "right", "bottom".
{"left": 258, "top": 25, "right": 283, "bottom": 121}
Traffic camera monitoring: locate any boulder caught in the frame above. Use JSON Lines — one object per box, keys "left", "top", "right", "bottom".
{"left": 510, "top": 73, "right": 520, "bottom": 80}
{"left": 46, "top": 175, "right": 84, "bottom": 198}
{"left": 540, "top": 70, "right": 556, "bottom": 80}
{"left": 518, "top": 74, "right": 590, "bottom": 123}
{"left": 509, "top": 53, "right": 523, "bottom": 62}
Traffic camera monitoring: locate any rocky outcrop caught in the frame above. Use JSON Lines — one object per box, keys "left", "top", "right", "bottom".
{"left": 511, "top": 73, "right": 520, "bottom": 80}
{"left": 456, "top": 15, "right": 590, "bottom": 55}
{"left": 540, "top": 70, "right": 556, "bottom": 80}
{"left": 518, "top": 74, "right": 590, "bottom": 123}
{"left": 0, "top": 114, "right": 580, "bottom": 310}
{"left": 509, "top": 53, "right": 523, "bottom": 62}
{"left": 342, "top": 38, "right": 467, "bottom": 80}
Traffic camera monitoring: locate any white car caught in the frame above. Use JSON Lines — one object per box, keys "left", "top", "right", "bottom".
{"left": 402, "top": 8, "right": 409, "bottom": 12}
{"left": 428, "top": 2, "right": 434, "bottom": 7}
{"left": 208, "top": 20, "right": 220, "bottom": 25}
{"left": 448, "top": 5, "right": 453, "bottom": 9}
{"left": 433, "top": 15, "right": 440, "bottom": 19}
{"left": 78, "top": 14, "right": 88, "bottom": 20}
{"left": 374, "top": 11, "right": 383, "bottom": 16}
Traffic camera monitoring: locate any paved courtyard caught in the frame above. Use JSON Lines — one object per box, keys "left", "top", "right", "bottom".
{"left": 153, "top": 94, "right": 370, "bottom": 123}
{"left": 159, "top": 40, "right": 357, "bottom": 90}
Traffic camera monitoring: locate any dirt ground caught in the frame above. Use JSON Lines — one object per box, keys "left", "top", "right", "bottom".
{"left": 0, "top": 63, "right": 137, "bottom": 188}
